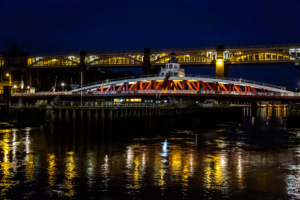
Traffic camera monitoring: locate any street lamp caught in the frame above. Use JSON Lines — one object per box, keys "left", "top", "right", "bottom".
{"left": 6, "top": 74, "right": 11, "bottom": 86}
{"left": 62, "top": 83, "right": 64, "bottom": 92}
{"left": 14, "top": 85, "right": 16, "bottom": 93}
{"left": 27, "top": 86, "right": 30, "bottom": 93}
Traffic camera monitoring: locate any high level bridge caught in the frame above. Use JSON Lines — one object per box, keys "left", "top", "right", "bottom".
{"left": 1, "top": 44, "right": 300, "bottom": 79}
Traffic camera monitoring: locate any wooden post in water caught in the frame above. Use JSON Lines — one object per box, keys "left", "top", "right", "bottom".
{"left": 87, "top": 109, "right": 91, "bottom": 121}
{"left": 80, "top": 109, "right": 83, "bottom": 121}
{"left": 109, "top": 110, "right": 113, "bottom": 121}
{"left": 59, "top": 109, "right": 62, "bottom": 122}
{"left": 94, "top": 109, "right": 98, "bottom": 121}
{"left": 101, "top": 109, "right": 105, "bottom": 120}
{"left": 65, "top": 109, "right": 69, "bottom": 122}
{"left": 72, "top": 109, "right": 76, "bottom": 121}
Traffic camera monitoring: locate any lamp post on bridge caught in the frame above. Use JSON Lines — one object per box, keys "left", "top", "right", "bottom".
{"left": 62, "top": 83, "right": 64, "bottom": 92}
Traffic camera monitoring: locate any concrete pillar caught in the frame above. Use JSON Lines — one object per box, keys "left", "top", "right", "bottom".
{"left": 149, "top": 109, "right": 151, "bottom": 117}
{"left": 59, "top": 109, "right": 62, "bottom": 122}
{"left": 120, "top": 109, "right": 123, "bottom": 118}
{"left": 87, "top": 109, "right": 91, "bottom": 121}
{"left": 65, "top": 109, "right": 69, "bottom": 122}
{"left": 101, "top": 109, "right": 105, "bottom": 120}
{"left": 137, "top": 109, "right": 140, "bottom": 117}
{"left": 94, "top": 109, "right": 98, "bottom": 121}
{"left": 125, "top": 109, "right": 128, "bottom": 117}
{"left": 80, "top": 109, "right": 83, "bottom": 121}
{"left": 72, "top": 109, "right": 76, "bottom": 121}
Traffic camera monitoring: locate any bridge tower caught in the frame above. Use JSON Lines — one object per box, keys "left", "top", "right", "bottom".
{"left": 215, "top": 45, "right": 229, "bottom": 78}
{"left": 143, "top": 48, "right": 151, "bottom": 75}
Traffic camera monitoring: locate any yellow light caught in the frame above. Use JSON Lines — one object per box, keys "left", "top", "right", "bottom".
{"left": 217, "top": 59, "right": 223, "bottom": 65}
{"left": 179, "top": 75, "right": 184, "bottom": 77}
{"left": 6, "top": 74, "right": 9, "bottom": 76}
{"left": 126, "top": 99, "right": 129, "bottom": 102}
{"left": 14, "top": 85, "right": 16, "bottom": 88}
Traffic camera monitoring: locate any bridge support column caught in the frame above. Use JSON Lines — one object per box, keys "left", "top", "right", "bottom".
{"left": 215, "top": 45, "right": 229, "bottom": 78}
{"left": 59, "top": 109, "right": 62, "bottom": 122}
{"left": 125, "top": 109, "right": 128, "bottom": 117}
{"left": 149, "top": 109, "right": 151, "bottom": 117}
{"left": 65, "top": 109, "right": 69, "bottom": 122}
{"left": 72, "top": 109, "right": 76, "bottom": 121}
{"left": 87, "top": 109, "right": 91, "bottom": 121}
{"left": 143, "top": 48, "right": 152, "bottom": 75}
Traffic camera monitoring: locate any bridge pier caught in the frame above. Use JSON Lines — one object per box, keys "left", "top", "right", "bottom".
{"left": 143, "top": 48, "right": 151, "bottom": 75}
{"left": 215, "top": 45, "right": 229, "bottom": 78}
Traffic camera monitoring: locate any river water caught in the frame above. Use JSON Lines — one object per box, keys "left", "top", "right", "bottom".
{"left": 1, "top": 107, "right": 300, "bottom": 199}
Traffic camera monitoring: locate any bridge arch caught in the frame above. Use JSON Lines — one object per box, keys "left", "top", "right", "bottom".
{"left": 151, "top": 54, "right": 209, "bottom": 64}
{"left": 229, "top": 50, "right": 300, "bottom": 61}
{"left": 87, "top": 55, "right": 143, "bottom": 65}
{"left": 28, "top": 57, "right": 79, "bottom": 67}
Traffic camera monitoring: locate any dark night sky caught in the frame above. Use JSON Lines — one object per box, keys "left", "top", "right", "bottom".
{"left": 1, "top": 0, "right": 300, "bottom": 53}
{"left": 1, "top": 0, "right": 300, "bottom": 89}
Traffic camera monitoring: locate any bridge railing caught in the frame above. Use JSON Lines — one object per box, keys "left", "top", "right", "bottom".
{"left": 12, "top": 90, "right": 299, "bottom": 97}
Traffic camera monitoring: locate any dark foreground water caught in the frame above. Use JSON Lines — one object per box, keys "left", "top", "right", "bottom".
{"left": 1, "top": 107, "right": 300, "bottom": 199}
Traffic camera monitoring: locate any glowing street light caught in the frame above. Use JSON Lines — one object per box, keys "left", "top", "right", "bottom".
{"left": 6, "top": 74, "right": 11, "bottom": 86}
{"left": 62, "top": 83, "right": 64, "bottom": 92}
{"left": 14, "top": 85, "right": 16, "bottom": 93}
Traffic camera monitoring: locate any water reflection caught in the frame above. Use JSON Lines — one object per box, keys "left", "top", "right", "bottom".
{"left": 63, "top": 152, "right": 78, "bottom": 197}
{"left": 1, "top": 108, "right": 300, "bottom": 199}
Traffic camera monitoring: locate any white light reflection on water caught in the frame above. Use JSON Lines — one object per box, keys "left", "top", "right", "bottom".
{"left": 101, "top": 155, "right": 110, "bottom": 190}
{"left": 86, "top": 151, "right": 96, "bottom": 187}
{"left": 23, "top": 131, "right": 34, "bottom": 183}
{"left": 159, "top": 140, "right": 169, "bottom": 194}
{"left": 125, "top": 146, "right": 134, "bottom": 190}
